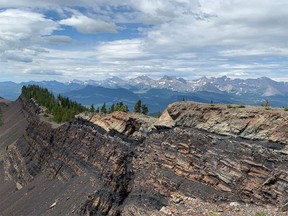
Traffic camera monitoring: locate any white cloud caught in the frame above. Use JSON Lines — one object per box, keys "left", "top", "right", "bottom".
{"left": 59, "top": 15, "right": 116, "bottom": 33}
{"left": 0, "top": 9, "right": 58, "bottom": 62}
{"left": 219, "top": 48, "right": 288, "bottom": 57}
{"left": 0, "top": 9, "right": 57, "bottom": 42}
{"left": 1, "top": 1, "right": 288, "bottom": 81}
{"left": 95, "top": 39, "right": 151, "bottom": 60}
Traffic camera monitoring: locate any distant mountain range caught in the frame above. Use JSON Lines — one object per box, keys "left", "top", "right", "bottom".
{"left": 1, "top": 76, "right": 288, "bottom": 113}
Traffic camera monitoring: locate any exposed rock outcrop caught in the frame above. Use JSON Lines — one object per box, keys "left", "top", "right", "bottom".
{"left": 1, "top": 99, "right": 288, "bottom": 215}
{"left": 77, "top": 111, "right": 157, "bottom": 139}
{"left": 0, "top": 97, "right": 28, "bottom": 161}
{"left": 157, "top": 101, "right": 288, "bottom": 145}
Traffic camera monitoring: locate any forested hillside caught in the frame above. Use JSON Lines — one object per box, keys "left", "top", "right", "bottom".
{"left": 22, "top": 85, "right": 88, "bottom": 123}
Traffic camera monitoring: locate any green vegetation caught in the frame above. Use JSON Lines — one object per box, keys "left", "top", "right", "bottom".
{"left": 134, "top": 100, "right": 142, "bottom": 113}
{"left": 100, "top": 103, "right": 107, "bottom": 114}
{"left": 22, "top": 85, "right": 150, "bottom": 122}
{"left": 92, "top": 102, "right": 129, "bottom": 114}
{"left": 284, "top": 107, "right": 288, "bottom": 111}
{"left": 114, "top": 102, "right": 129, "bottom": 112}
{"left": 208, "top": 210, "right": 220, "bottom": 216}
{"left": 255, "top": 212, "right": 266, "bottom": 216}
{"left": 89, "top": 104, "right": 95, "bottom": 112}
{"left": 141, "top": 104, "right": 148, "bottom": 115}
{"left": 237, "top": 105, "right": 246, "bottom": 108}
{"left": 134, "top": 100, "right": 149, "bottom": 115}
{"left": 227, "top": 104, "right": 233, "bottom": 109}
{"left": 22, "top": 85, "right": 88, "bottom": 123}
{"left": 227, "top": 104, "right": 246, "bottom": 109}
{"left": 106, "top": 102, "right": 129, "bottom": 113}
{"left": 97, "top": 102, "right": 129, "bottom": 114}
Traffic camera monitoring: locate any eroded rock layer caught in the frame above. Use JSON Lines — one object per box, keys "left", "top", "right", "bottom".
{"left": 1, "top": 99, "right": 288, "bottom": 215}
{"left": 157, "top": 101, "right": 288, "bottom": 144}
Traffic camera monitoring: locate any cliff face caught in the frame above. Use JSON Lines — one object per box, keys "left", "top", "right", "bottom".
{"left": 1, "top": 99, "right": 288, "bottom": 215}
{"left": 157, "top": 102, "right": 288, "bottom": 145}
{"left": 76, "top": 111, "right": 157, "bottom": 139}
{"left": 0, "top": 97, "right": 28, "bottom": 161}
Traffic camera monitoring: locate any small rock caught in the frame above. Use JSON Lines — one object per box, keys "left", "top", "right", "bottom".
{"left": 160, "top": 206, "right": 172, "bottom": 215}
{"left": 229, "top": 202, "right": 241, "bottom": 207}
{"left": 16, "top": 182, "right": 23, "bottom": 190}
{"left": 235, "top": 207, "right": 240, "bottom": 212}
{"left": 175, "top": 198, "right": 183, "bottom": 204}
{"left": 49, "top": 201, "right": 57, "bottom": 209}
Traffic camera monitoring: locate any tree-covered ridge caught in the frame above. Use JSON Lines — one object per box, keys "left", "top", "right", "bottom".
{"left": 22, "top": 85, "right": 88, "bottom": 123}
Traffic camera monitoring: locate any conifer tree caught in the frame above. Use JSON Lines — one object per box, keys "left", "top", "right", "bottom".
{"left": 134, "top": 100, "right": 142, "bottom": 113}
{"left": 109, "top": 104, "right": 115, "bottom": 113}
{"left": 101, "top": 103, "right": 107, "bottom": 114}
{"left": 21, "top": 84, "right": 88, "bottom": 123}
{"left": 89, "top": 104, "right": 95, "bottom": 112}
{"left": 141, "top": 104, "right": 149, "bottom": 115}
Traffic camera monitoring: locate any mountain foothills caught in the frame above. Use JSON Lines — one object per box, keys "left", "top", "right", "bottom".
{"left": 0, "top": 85, "right": 288, "bottom": 215}
{"left": 1, "top": 76, "right": 288, "bottom": 113}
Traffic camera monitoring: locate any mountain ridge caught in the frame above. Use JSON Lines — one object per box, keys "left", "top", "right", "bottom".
{"left": 1, "top": 76, "right": 288, "bottom": 113}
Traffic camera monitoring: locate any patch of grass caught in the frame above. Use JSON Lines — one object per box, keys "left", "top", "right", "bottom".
{"left": 208, "top": 210, "right": 220, "bottom": 216}
{"left": 237, "top": 105, "right": 246, "bottom": 108}
{"left": 284, "top": 107, "right": 288, "bottom": 111}
{"left": 226, "top": 104, "right": 245, "bottom": 109}
{"left": 255, "top": 212, "right": 266, "bottom": 216}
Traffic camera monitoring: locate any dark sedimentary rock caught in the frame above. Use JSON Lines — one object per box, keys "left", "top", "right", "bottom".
{"left": 1, "top": 99, "right": 288, "bottom": 215}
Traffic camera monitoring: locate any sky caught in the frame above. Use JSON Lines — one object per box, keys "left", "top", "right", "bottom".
{"left": 1, "top": 0, "right": 288, "bottom": 82}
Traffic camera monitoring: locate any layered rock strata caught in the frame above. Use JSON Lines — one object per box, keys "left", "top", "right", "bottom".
{"left": 156, "top": 102, "right": 288, "bottom": 145}
{"left": 1, "top": 99, "right": 288, "bottom": 215}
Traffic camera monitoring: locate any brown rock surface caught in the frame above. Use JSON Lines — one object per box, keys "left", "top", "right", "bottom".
{"left": 77, "top": 111, "right": 157, "bottom": 138}
{"left": 1, "top": 99, "right": 288, "bottom": 215}
{"left": 157, "top": 101, "right": 288, "bottom": 145}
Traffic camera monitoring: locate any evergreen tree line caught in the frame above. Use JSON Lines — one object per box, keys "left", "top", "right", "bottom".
{"left": 133, "top": 100, "right": 148, "bottom": 115}
{"left": 89, "top": 100, "right": 149, "bottom": 115}
{"left": 22, "top": 85, "right": 150, "bottom": 123}
{"left": 22, "top": 85, "right": 88, "bottom": 123}
{"left": 89, "top": 101, "right": 129, "bottom": 114}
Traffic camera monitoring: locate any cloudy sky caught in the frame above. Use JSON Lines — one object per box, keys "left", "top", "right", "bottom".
{"left": 1, "top": 0, "right": 288, "bottom": 82}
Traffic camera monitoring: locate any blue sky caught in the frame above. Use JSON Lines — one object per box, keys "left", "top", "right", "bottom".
{"left": 1, "top": 0, "right": 288, "bottom": 82}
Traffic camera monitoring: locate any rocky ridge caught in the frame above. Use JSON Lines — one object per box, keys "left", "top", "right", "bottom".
{"left": 76, "top": 111, "right": 157, "bottom": 139}
{"left": 157, "top": 102, "right": 288, "bottom": 145}
{"left": 1, "top": 98, "right": 288, "bottom": 215}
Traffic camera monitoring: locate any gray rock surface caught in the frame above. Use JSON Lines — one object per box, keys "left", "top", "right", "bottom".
{"left": 1, "top": 99, "right": 288, "bottom": 215}
{"left": 158, "top": 101, "right": 288, "bottom": 145}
